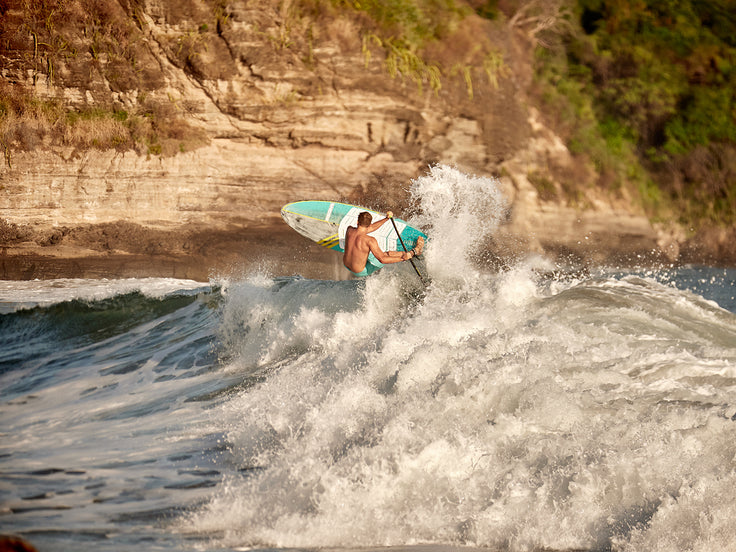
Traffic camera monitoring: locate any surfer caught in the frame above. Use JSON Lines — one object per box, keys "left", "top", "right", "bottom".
{"left": 343, "top": 211, "right": 424, "bottom": 277}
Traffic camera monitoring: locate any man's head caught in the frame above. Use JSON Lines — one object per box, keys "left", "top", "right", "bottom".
{"left": 357, "top": 211, "right": 372, "bottom": 227}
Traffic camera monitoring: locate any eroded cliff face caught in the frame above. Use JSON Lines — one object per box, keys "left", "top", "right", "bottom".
{"left": 2, "top": 0, "right": 709, "bottom": 280}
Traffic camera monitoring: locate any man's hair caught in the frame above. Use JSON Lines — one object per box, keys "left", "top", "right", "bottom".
{"left": 357, "top": 211, "right": 372, "bottom": 227}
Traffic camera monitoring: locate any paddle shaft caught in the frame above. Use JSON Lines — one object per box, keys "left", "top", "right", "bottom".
{"left": 389, "top": 217, "right": 426, "bottom": 285}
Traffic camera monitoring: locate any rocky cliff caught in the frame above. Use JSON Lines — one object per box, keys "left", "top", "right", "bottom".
{"left": 1, "top": 0, "right": 727, "bottom": 281}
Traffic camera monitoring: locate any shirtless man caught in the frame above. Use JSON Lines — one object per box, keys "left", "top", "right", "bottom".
{"left": 343, "top": 211, "right": 424, "bottom": 277}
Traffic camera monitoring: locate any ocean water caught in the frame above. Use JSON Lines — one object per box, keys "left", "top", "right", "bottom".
{"left": 1, "top": 166, "right": 736, "bottom": 552}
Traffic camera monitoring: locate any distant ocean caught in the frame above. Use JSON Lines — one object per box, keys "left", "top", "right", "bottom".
{"left": 2, "top": 166, "right": 735, "bottom": 552}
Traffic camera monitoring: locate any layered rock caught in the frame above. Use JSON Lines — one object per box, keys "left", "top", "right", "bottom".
{"left": 1, "top": 0, "right": 711, "bottom": 280}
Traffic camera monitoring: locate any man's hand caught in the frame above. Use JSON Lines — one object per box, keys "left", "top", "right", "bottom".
{"left": 386, "top": 211, "right": 393, "bottom": 218}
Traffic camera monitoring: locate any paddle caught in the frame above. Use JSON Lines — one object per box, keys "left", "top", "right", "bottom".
{"left": 388, "top": 213, "right": 426, "bottom": 285}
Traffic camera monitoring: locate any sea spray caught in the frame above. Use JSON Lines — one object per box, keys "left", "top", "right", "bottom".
{"left": 3, "top": 169, "right": 736, "bottom": 552}
{"left": 409, "top": 164, "right": 507, "bottom": 282}
{"left": 185, "top": 167, "right": 736, "bottom": 551}
{"left": 191, "top": 261, "right": 736, "bottom": 551}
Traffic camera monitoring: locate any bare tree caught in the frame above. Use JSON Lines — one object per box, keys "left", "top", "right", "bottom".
{"left": 508, "top": 0, "right": 574, "bottom": 48}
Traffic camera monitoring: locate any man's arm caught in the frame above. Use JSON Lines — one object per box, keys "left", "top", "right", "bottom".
{"left": 366, "top": 217, "right": 391, "bottom": 233}
{"left": 367, "top": 237, "right": 414, "bottom": 264}
{"left": 365, "top": 210, "right": 395, "bottom": 233}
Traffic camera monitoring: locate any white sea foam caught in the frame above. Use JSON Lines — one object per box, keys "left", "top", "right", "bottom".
{"left": 0, "top": 277, "right": 208, "bottom": 313}
{"left": 187, "top": 166, "right": 736, "bottom": 551}
{"left": 2, "top": 166, "right": 735, "bottom": 552}
{"left": 409, "top": 164, "right": 507, "bottom": 282}
{"left": 192, "top": 266, "right": 736, "bottom": 551}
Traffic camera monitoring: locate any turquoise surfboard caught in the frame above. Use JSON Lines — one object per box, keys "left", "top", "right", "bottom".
{"left": 281, "top": 200, "right": 427, "bottom": 276}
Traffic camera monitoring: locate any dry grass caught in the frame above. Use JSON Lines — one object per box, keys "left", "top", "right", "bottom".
{"left": 0, "top": 82, "right": 209, "bottom": 165}
{"left": 0, "top": 0, "right": 210, "bottom": 165}
{"left": 62, "top": 114, "right": 129, "bottom": 149}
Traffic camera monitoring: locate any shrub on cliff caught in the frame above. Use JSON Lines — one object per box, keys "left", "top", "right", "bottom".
{"left": 300, "top": 0, "right": 507, "bottom": 97}
{"left": 532, "top": 0, "right": 736, "bottom": 228}
{"left": 0, "top": 219, "right": 32, "bottom": 245}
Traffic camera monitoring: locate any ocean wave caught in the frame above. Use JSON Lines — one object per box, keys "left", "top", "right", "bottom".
{"left": 187, "top": 263, "right": 736, "bottom": 551}
{"left": 2, "top": 167, "right": 736, "bottom": 552}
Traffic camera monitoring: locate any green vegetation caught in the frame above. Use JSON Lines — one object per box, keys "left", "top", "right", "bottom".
{"left": 317, "top": 0, "right": 506, "bottom": 96}
{"left": 332, "top": 0, "right": 469, "bottom": 46}
{"left": 309, "top": 0, "right": 734, "bottom": 228}
{"left": 528, "top": 170, "right": 558, "bottom": 201}
{"left": 362, "top": 32, "right": 443, "bottom": 94}
{"left": 532, "top": 0, "right": 736, "bottom": 227}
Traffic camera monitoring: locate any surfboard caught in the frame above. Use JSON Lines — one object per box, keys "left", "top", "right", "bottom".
{"left": 281, "top": 200, "right": 427, "bottom": 276}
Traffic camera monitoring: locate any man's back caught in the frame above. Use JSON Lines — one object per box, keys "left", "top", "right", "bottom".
{"left": 342, "top": 211, "right": 422, "bottom": 276}
{"left": 343, "top": 226, "right": 374, "bottom": 273}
